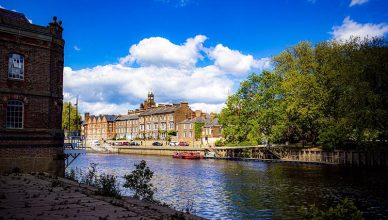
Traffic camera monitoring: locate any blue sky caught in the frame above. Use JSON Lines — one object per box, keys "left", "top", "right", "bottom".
{"left": 1, "top": 0, "right": 387, "bottom": 114}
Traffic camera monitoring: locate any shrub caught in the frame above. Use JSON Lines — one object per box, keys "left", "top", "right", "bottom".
{"left": 300, "top": 198, "right": 364, "bottom": 220}
{"left": 214, "top": 139, "right": 224, "bottom": 146}
{"left": 65, "top": 168, "right": 76, "bottom": 181}
{"left": 242, "top": 148, "right": 252, "bottom": 158}
{"left": 81, "top": 163, "right": 98, "bottom": 186}
{"left": 123, "top": 160, "right": 156, "bottom": 201}
{"left": 96, "top": 173, "right": 121, "bottom": 198}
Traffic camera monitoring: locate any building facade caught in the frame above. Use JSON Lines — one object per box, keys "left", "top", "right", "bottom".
{"left": 202, "top": 118, "right": 223, "bottom": 146}
{"left": 82, "top": 93, "right": 194, "bottom": 142}
{"left": 83, "top": 114, "right": 117, "bottom": 141}
{"left": 177, "top": 110, "right": 208, "bottom": 144}
{"left": 0, "top": 9, "right": 65, "bottom": 175}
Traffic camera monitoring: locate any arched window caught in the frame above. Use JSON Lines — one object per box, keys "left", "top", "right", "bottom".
{"left": 8, "top": 53, "right": 24, "bottom": 80}
{"left": 6, "top": 100, "right": 24, "bottom": 129}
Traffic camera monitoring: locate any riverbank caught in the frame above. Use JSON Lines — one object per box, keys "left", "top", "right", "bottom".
{"left": 86, "top": 144, "right": 388, "bottom": 166}
{"left": 0, "top": 172, "right": 203, "bottom": 220}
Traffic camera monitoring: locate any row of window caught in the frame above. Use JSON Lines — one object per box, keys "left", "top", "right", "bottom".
{"left": 145, "top": 115, "right": 174, "bottom": 122}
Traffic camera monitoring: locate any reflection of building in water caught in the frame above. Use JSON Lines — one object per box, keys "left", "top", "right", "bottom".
{"left": 0, "top": 9, "right": 65, "bottom": 175}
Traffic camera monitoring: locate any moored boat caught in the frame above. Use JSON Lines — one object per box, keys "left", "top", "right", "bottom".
{"left": 173, "top": 152, "right": 203, "bottom": 159}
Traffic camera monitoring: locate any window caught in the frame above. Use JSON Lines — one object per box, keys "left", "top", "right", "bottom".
{"left": 190, "top": 123, "right": 193, "bottom": 129}
{"left": 183, "top": 124, "right": 187, "bottom": 129}
{"left": 6, "top": 100, "right": 23, "bottom": 128}
{"left": 8, "top": 54, "right": 24, "bottom": 80}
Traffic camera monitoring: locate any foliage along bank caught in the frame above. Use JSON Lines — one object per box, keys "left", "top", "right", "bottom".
{"left": 219, "top": 38, "right": 388, "bottom": 150}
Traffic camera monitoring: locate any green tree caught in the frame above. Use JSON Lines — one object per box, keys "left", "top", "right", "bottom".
{"left": 123, "top": 160, "right": 156, "bottom": 201}
{"left": 194, "top": 122, "right": 204, "bottom": 141}
{"left": 219, "top": 38, "right": 388, "bottom": 149}
{"left": 62, "top": 101, "right": 81, "bottom": 132}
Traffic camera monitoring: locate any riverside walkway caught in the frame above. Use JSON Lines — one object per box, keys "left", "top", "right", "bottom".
{"left": 0, "top": 173, "right": 203, "bottom": 220}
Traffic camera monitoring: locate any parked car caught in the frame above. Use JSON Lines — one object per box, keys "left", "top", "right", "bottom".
{"left": 129, "top": 141, "right": 140, "bottom": 146}
{"left": 122, "top": 141, "right": 129, "bottom": 146}
{"left": 169, "top": 141, "right": 178, "bottom": 146}
{"left": 89, "top": 140, "right": 100, "bottom": 146}
{"left": 179, "top": 141, "right": 189, "bottom": 146}
{"left": 152, "top": 142, "right": 163, "bottom": 146}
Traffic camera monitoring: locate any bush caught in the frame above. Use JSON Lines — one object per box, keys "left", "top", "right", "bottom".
{"left": 96, "top": 173, "right": 121, "bottom": 198}
{"left": 81, "top": 163, "right": 98, "bottom": 186}
{"left": 300, "top": 198, "right": 364, "bottom": 220}
{"left": 242, "top": 148, "right": 252, "bottom": 158}
{"left": 65, "top": 168, "right": 76, "bottom": 181}
{"left": 214, "top": 139, "right": 224, "bottom": 146}
{"left": 123, "top": 160, "right": 156, "bottom": 201}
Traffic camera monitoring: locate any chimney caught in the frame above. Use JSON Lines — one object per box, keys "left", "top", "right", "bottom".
{"left": 48, "top": 16, "right": 63, "bottom": 38}
{"left": 195, "top": 110, "right": 202, "bottom": 118}
{"left": 84, "top": 112, "right": 90, "bottom": 121}
{"left": 180, "top": 101, "right": 188, "bottom": 108}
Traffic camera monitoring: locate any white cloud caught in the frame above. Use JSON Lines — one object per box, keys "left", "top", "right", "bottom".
{"left": 0, "top": 5, "right": 4, "bottom": 9}
{"left": 74, "top": 45, "right": 81, "bottom": 51}
{"left": 65, "top": 35, "right": 269, "bottom": 115}
{"left": 190, "top": 103, "right": 225, "bottom": 113}
{"left": 207, "top": 44, "right": 271, "bottom": 75}
{"left": 120, "top": 35, "right": 206, "bottom": 68}
{"left": 331, "top": 17, "right": 388, "bottom": 41}
{"left": 349, "top": 0, "right": 368, "bottom": 7}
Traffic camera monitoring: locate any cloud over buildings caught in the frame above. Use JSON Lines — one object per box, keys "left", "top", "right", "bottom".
{"left": 64, "top": 35, "right": 271, "bottom": 115}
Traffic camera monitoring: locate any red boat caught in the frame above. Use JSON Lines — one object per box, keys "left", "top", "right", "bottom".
{"left": 172, "top": 152, "right": 203, "bottom": 160}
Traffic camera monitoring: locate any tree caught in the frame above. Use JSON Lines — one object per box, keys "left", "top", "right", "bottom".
{"left": 123, "top": 160, "right": 156, "bottom": 201}
{"left": 62, "top": 101, "right": 81, "bottom": 132}
{"left": 194, "top": 122, "right": 204, "bottom": 141}
{"left": 219, "top": 37, "right": 388, "bottom": 149}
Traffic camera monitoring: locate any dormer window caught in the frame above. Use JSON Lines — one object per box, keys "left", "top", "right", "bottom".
{"left": 8, "top": 53, "right": 24, "bottom": 80}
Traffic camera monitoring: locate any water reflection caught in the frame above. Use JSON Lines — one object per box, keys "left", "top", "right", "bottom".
{"left": 69, "top": 153, "right": 388, "bottom": 219}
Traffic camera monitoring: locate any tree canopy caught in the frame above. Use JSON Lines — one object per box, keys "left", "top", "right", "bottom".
{"left": 219, "top": 38, "right": 388, "bottom": 149}
{"left": 62, "top": 101, "right": 82, "bottom": 132}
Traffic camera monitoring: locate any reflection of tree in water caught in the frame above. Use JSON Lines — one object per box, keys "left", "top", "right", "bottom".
{"left": 220, "top": 162, "right": 388, "bottom": 219}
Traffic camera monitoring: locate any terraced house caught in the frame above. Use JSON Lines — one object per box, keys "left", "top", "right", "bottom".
{"left": 138, "top": 102, "right": 192, "bottom": 140}
{"left": 82, "top": 93, "right": 222, "bottom": 144}
{"left": 115, "top": 111, "right": 140, "bottom": 140}
{"left": 178, "top": 112, "right": 223, "bottom": 146}
{"left": 83, "top": 113, "right": 117, "bottom": 141}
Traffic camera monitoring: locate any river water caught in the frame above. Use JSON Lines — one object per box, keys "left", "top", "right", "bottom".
{"left": 68, "top": 153, "right": 388, "bottom": 219}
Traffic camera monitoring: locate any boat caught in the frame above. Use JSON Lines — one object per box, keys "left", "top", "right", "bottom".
{"left": 173, "top": 152, "right": 203, "bottom": 160}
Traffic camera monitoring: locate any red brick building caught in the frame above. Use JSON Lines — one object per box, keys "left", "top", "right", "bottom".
{"left": 0, "top": 9, "right": 65, "bottom": 175}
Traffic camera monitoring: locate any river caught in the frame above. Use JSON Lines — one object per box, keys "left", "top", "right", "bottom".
{"left": 68, "top": 153, "right": 388, "bottom": 219}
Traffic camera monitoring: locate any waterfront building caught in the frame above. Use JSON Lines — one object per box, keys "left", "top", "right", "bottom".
{"left": 0, "top": 9, "right": 65, "bottom": 175}
{"left": 177, "top": 110, "right": 208, "bottom": 144}
{"left": 138, "top": 102, "right": 192, "bottom": 140}
{"left": 82, "top": 93, "right": 223, "bottom": 144}
{"left": 202, "top": 117, "right": 223, "bottom": 146}
{"left": 83, "top": 114, "right": 117, "bottom": 141}
{"left": 115, "top": 112, "right": 140, "bottom": 140}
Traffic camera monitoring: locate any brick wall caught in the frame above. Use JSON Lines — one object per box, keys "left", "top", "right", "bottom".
{"left": 0, "top": 11, "right": 65, "bottom": 176}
